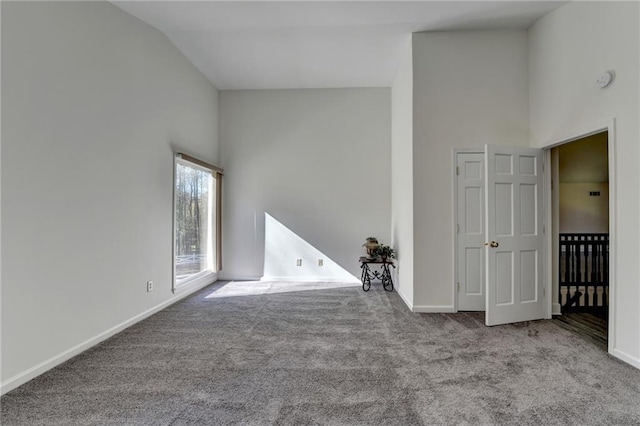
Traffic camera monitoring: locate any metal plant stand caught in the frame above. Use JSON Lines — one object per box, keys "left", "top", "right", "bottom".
{"left": 359, "top": 256, "right": 395, "bottom": 292}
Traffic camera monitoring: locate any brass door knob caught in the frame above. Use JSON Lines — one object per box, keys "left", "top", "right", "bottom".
{"left": 484, "top": 241, "right": 499, "bottom": 248}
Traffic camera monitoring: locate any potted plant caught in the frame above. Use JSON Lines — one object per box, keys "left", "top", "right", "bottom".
{"left": 376, "top": 245, "right": 396, "bottom": 262}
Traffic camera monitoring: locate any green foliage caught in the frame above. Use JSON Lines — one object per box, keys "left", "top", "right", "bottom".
{"left": 175, "top": 163, "right": 212, "bottom": 257}
{"left": 375, "top": 244, "right": 396, "bottom": 259}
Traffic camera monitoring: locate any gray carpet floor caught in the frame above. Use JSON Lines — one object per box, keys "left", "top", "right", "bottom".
{"left": 2, "top": 280, "right": 640, "bottom": 425}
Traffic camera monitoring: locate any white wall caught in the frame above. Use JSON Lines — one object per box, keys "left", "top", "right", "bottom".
{"left": 557, "top": 132, "right": 609, "bottom": 233}
{"left": 559, "top": 183, "right": 609, "bottom": 233}
{"left": 411, "top": 31, "right": 529, "bottom": 311}
{"left": 558, "top": 131, "right": 608, "bottom": 183}
{"left": 219, "top": 89, "right": 391, "bottom": 281}
{"left": 391, "top": 37, "right": 414, "bottom": 308}
{"left": 529, "top": 1, "right": 640, "bottom": 367}
{"left": 1, "top": 2, "right": 219, "bottom": 392}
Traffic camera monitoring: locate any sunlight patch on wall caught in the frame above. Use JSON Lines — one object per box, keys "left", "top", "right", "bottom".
{"left": 263, "top": 213, "right": 360, "bottom": 283}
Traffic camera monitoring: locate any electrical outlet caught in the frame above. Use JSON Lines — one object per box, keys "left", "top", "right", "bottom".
{"left": 296, "top": 259, "right": 302, "bottom": 266}
{"left": 318, "top": 259, "right": 323, "bottom": 266}
{"left": 147, "top": 281, "right": 153, "bottom": 292}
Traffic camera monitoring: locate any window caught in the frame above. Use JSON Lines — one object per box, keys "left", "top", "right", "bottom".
{"left": 173, "top": 153, "right": 222, "bottom": 290}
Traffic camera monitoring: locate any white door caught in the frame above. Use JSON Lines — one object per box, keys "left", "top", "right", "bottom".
{"left": 485, "top": 145, "right": 544, "bottom": 326}
{"left": 456, "top": 152, "right": 485, "bottom": 311}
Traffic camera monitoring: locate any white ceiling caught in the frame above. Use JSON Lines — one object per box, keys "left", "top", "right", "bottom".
{"left": 112, "top": 1, "right": 565, "bottom": 90}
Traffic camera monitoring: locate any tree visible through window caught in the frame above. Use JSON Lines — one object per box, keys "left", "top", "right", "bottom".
{"left": 174, "top": 156, "right": 219, "bottom": 287}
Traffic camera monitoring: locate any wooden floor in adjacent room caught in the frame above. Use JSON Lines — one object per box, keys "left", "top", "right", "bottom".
{"left": 553, "top": 312, "right": 608, "bottom": 352}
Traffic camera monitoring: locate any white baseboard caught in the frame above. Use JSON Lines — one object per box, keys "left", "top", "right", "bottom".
{"left": 395, "top": 287, "right": 413, "bottom": 311}
{"left": 412, "top": 305, "right": 456, "bottom": 313}
{"left": 613, "top": 348, "right": 640, "bottom": 370}
{"left": 552, "top": 303, "right": 562, "bottom": 316}
{"left": 1, "top": 276, "right": 216, "bottom": 395}
{"left": 260, "top": 276, "right": 361, "bottom": 284}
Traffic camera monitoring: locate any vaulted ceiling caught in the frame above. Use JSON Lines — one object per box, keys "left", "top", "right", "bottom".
{"left": 113, "top": 1, "right": 565, "bottom": 90}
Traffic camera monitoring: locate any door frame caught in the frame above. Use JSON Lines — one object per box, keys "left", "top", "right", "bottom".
{"left": 541, "top": 118, "right": 616, "bottom": 354}
{"left": 453, "top": 148, "right": 486, "bottom": 312}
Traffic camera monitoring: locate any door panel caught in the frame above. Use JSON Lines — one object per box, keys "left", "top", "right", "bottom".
{"left": 456, "top": 153, "right": 485, "bottom": 311}
{"left": 465, "top": 188, "right": 482, "bottom": 233}
{"left": 465, "top": 248, "right": 482, "bottom": 295}
{"left": 520, "top": 250, "right": 537, "bottom": 302}
{"left": 485, "top": 145, "right": 544, "bottom": 326}
{"left": 495, "top": 184, "right": 513, "bottom": 236}
{"left": 520, "top": 184, "right": 537, "bottom": 235}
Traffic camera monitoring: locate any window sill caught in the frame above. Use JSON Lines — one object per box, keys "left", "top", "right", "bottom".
{"left": 173, "top": 270, "right": 217, "bottom": 294}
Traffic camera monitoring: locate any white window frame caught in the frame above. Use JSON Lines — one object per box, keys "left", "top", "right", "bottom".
{"left": 172, "top": 153, "right": 223, "bottom": 293}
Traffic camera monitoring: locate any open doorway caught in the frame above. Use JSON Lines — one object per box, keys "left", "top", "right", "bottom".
{"left": 551, "top": 131, "right": 609, "bottom": 350}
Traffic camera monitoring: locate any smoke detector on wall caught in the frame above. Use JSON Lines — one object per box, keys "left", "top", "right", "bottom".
{"left": 596, "top": 71, "right": 614, "bottom": 88}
